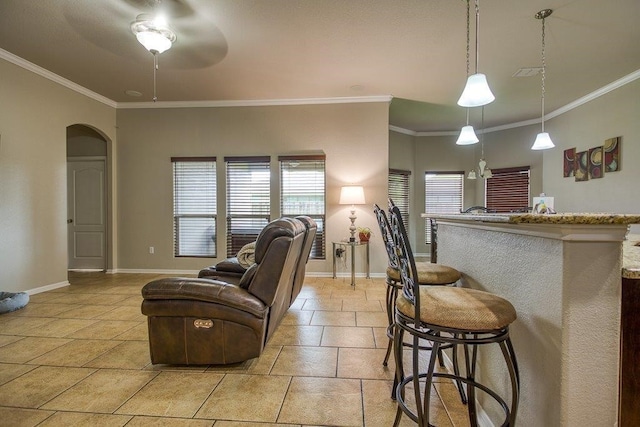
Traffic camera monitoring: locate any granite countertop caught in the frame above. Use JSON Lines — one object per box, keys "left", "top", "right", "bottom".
{"left": 623, "top": 234, "right": 640, "bottom": 279}
{"left": 423, "top": 213, "right": 640, "bottom": 225}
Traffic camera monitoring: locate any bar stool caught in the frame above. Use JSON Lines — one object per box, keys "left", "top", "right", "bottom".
{"left": 374, "top": 204, "right": 461, "bottom": 366}
{"left": 389, "top": 204, "right": 519, "bottom": 427}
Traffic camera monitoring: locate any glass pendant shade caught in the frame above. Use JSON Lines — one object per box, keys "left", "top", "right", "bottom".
{"left": 456, "top": 125, "right": 479, "bottom": 145}
{"left": 457, "top": 73, "right": 495, "bottom": 107}
{"left": 467, "top": 170, "right": 477, "bottom": 180}
{"left": 531, "top": 132, "right": 555, "bottom": 150}
{"left": 136, "top": 31, "right": 173, "bottom": 53}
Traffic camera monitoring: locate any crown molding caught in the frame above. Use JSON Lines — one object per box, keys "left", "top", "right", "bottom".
{"left": 117, "top": 95, "right": 393, "bottom": 109}
{"left": 0, "top": 48, "right": 117, "bottom": 108}
{"left": 3, "top": 46, "right": 637, "bottom": 131}
{"left": 388, "top": 125, "right": 417, "bottom": 136}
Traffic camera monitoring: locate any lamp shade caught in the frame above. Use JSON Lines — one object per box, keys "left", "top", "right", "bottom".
{"left": 136, "top": 31, "right": 173, "bottom": 53}
{"left": 531, "top": 132, "right": 555, "bottom": 150}
{"left": 456, "top": 125, "right": 479, "bottom": 145}
{"left": 339, "top": 185, "right": 365, "bottom": 205}
{"left": 457, "top": 73, "right": 495, "bottom": 107}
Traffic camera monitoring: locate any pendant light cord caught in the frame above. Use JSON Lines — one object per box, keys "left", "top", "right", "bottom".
{"left": 480, "top": 106, "right": 485, "bottom": 157}
{"left": 153, "top": 52, "right": 158, "bottom": 102}
{"left": 465, "top": 0, "right": 471, "bottom": 125}
{"left": 540, "top": 16, "right": 547, "bottom": 132}
{"left": 474, "top": 0, "right": 480, "bottom": 74}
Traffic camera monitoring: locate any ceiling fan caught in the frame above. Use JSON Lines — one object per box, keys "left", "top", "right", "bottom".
{"left": 62, "top": 0, "right": 228, "bottom": 70}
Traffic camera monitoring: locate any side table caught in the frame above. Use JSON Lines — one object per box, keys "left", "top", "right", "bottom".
{"left": 332, "top": 241, "right": 370, "bottom": 286}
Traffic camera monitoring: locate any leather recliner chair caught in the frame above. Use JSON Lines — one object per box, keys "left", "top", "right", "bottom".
{"left": 198, "top": 216, "right": 317, "bottom": 302}
{"left": 141, "top": 217, "right": 306, "bottom": 365}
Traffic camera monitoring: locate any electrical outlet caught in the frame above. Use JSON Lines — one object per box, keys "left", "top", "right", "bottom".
{"left": 149, "top": 246, "right": 154, "bottom": 254}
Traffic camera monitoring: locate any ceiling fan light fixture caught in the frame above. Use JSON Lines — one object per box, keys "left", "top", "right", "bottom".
{"left": 456, "top": 125, "right": 479, "bottom": 145}
{"left": 458, "top": 73, "right": 495, "bottom": 107}
{"left": 131, "top": 14, "right": 176, "bottom": 54}
{"left": 135, "top": 30, "right": 172, "bottom": 53}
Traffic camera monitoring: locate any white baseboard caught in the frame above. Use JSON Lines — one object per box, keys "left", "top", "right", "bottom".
{"left": 113, "top": 269, "right": 200, "bottom": 275}
{"left": 105, "top": 270, "right": 386, "bottom": 278}
{"left": 27, "top": 280, "right": 70, "bottom": 295}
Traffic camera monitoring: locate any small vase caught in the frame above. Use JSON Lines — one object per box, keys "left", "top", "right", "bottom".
{"left": 359, "top": 233, "right": 370, "bottom": 242}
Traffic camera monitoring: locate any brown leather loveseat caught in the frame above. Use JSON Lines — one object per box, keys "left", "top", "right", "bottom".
{"left": 141, "top": 216, "right": 314, "bottom": 365}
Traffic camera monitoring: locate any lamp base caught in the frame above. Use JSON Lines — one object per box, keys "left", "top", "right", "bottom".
{"left": 348, "top": 208, "right": 357, "bottom": 243}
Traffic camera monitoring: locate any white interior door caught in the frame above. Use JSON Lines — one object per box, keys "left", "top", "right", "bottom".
{"left": 67, "top": 159, "right": 106, "bottom": 270}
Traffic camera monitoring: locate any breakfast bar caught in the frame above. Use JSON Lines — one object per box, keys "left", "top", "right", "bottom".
{"left": 423, "top": 213, "right": 640, "bottom": 427}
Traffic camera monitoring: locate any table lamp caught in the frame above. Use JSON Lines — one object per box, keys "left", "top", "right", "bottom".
{"left": 339, "top": 185, "right": 365, "bottom": 242}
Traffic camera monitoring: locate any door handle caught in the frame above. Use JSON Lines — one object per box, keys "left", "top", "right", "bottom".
{"left": 67, "top": 219, "right": 73, "bottom": 224}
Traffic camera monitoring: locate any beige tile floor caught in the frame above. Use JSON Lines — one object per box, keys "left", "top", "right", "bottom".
{"left": 0, "top": 273, "right": 471, "bottom": 427}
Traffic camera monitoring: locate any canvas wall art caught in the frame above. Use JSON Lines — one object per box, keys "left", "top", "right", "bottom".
{"left": 563, "top": 148, "right": 575, "bottom": 177}
{"left": 575, "top": 151, "right": 589, "bottom": 182}
{"left": 588, "top": 146, "right": 603, "bottom": 179}
{"left": 604, "top": 136, "right": 621, "bottom": 172}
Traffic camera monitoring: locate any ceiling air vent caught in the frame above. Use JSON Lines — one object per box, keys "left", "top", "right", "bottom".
{"left": 512, "top": 67, "right": 543, "bottom": 77}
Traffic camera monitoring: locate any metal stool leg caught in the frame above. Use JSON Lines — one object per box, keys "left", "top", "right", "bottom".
{"left": 383, "top": 279, "right": 398, "bottom": 367}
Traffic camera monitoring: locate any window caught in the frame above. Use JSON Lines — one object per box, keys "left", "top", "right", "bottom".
{"left": 486, "top": 166, "right": 530, "bottom": 213}
{"left": 389, "top": 169, "right": 411, "bottom": 232}
{"left": 172, "top": 157, "right": 217, "bottom": 257}
{"left": 280, "top": 155, "right": 326, "bottom": 259}
{"left": 225, "top": 156, "right": 271, "bottom": 257}
{"left": 424, "top": 172, "right": 464, "bottom": 244}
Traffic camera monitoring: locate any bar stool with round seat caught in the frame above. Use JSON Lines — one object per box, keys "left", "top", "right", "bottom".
{"left": 373, "top": 204, "right": 462, "bottom": 367}
{"left": 389, "top": 204, "right": 520, "bottom": 427}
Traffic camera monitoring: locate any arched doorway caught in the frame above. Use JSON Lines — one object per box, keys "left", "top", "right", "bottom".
{"left": 66, "top": 124, "right": 109, "bottom": 271}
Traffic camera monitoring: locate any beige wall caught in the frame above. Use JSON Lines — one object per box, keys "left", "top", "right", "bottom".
{"left": 542, "top": 79, "right": 640, "bottom": 232}
{"left": 389, "top": 130, "right": 542, "bottom": 255}
{"left": 115, "top": 102, "right": 390, "bottom": 275}
{"left": 0, "top": 59, "right": 116, "bottom": 293}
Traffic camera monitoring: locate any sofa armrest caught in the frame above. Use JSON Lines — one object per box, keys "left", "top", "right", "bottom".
{"left": 142, "top": 277, "right": 266, "bottom": 318}
{"left": 214, "top": 257, "right": 248, "bottom": 273}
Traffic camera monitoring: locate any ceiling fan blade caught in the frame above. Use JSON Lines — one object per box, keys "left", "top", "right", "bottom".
{"left": 123, "top": 0, "right": 194, "bottom": 19}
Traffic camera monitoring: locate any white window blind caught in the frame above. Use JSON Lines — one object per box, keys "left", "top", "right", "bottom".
{"left": 424, "top": 172, "right": 463, "bottom": 244}
{"left": 280, "top": 155, "right": 326, "bottom": 259}
{"left": 486, "top": 166, "right": 530, "bottom": 213}
{"left": 225, "top": 156, "right": 271, "bottom": 257}
{"left": 389, "top": 169, "right": 411, "bottom": 232}
{"left": 172, "top": 157, "right": 217, "bottom": 257}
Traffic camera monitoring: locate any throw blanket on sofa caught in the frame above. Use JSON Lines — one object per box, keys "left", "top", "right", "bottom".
{"left": 237, "top": 241, "right": 256, "bottom": 268}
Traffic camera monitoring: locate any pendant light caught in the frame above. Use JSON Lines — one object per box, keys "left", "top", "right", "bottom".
{"left": 531, "top": 9, "right": 555, "bottom": 150}
{"left": 456, "top": 0, "right": 479, "bottom": 145}
{"left": 457, "top": 0, "right": 495, "bottom": 107}
{"left": 131, "top": 14, "right": 176, "bottom": 102}
{"left": 467, "top": 107, "right": 492, "bottom": 179}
